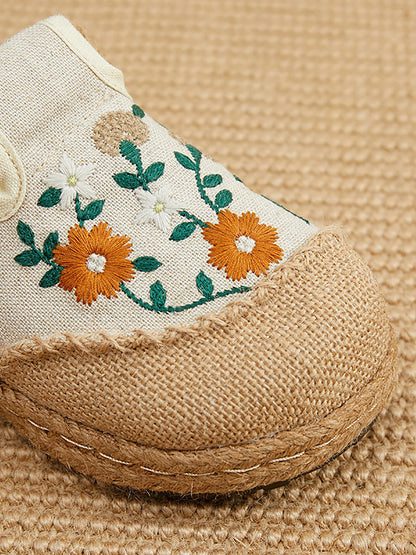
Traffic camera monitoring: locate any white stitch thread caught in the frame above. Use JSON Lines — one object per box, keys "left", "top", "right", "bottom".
{"left": 4, "top": 407, "right": 19, "bottom": 417}
{"left": 4, "top": 405, "right": 374, "bottom": 477}
{"left": 139, "top": 465, "right": 175, "bottom": 476}
{"left": 61, "top": 434, "right": 93, "bottom": 451}
{"left": 181, "top": 471, "right": 218, "bottom": 477}
{"left": 99, "top": 452, "right": 131, "bottom": 465}
{"left": 27, "top": 419, "right": 49, "bottom": 432}
{"left": 269, "top": 451, "right": 305, "bottom": 463}
{"left": 312, "top": 437, "right": 335, "bottom": 449}
{"left": 223, "top": 463, "right": 262, "bottom": 474}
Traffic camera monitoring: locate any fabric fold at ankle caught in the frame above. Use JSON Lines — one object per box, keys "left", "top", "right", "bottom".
{"left": 41, "top": 15, "right": 131, "bottom": 100}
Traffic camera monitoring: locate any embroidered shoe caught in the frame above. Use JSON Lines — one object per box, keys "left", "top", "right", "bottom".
{"left": 0, "top": 16, "right": 398, "bottom": 495}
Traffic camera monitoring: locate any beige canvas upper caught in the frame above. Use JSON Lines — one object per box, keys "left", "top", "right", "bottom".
{"left": 0, "top": 16, "right": 317, "bottom": 346}
{"left": 0, "top": 0, "right": 413, "bottom": 548}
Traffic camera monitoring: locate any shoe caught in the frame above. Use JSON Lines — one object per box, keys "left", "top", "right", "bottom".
{"left": 0, "top": 16, "right": 398, "bottom": 495}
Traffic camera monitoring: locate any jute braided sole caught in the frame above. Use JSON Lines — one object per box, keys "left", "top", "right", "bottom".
{"left": 0, "top": 333, "right": 397, "bottom": 494}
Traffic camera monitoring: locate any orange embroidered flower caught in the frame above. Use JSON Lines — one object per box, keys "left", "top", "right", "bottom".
{"left": 53, "top": 222, "right": 135, "bottom": 305}
{"left": 202, "top": 210, "right": 283, "bottom": 281}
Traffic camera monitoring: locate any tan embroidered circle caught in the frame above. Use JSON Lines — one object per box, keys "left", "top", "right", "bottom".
{"left": 92, "top": 111, "right": 150, "bottom": 156}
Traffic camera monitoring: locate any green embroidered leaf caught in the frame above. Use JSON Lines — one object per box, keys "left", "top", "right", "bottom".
{"left": 196, "top": 271, "right": 214, "bottom": 298}
{"left": 14, "top": 250, "right": 41, "bottom": 267}
{"left": 203, "top": 174, "right": 223, "bottom": 188}
{"left": 37, "top": 187, "right": 62, "bottom": 207}
{"left": 186, "top": 144, "right": 202, "bottom": 164}
{"left": 17, "top": 221, "right": 35, "bottom": 246}
{"left": 42, "top": 232, "right": 59, "bottom": 260}
{"left": 150, "top": 280, "right": 167, "bottom": 309}
{"left": 144, "top": 162, "right": 165, "bottom": 183}
{"left": 113, "top": 172, "right": 141, "bottom": 190}
{"left": 215, "top": 189, "right": 233, "bottom": 209}
{"left": 169, "top": 221, "right": 197, "bottom": 241}
{"left": 39, "top": 266, "right": 62, "bottom": 288}
{"left": 133, "top": 256, "right": 162, "bottom": 272}
{"left": 79, "top": 200, "right": 105, "bottom": 221}
{"left": 174, "top": 151, "right": 196, "bottom": 170}
{"left": 132, "top": 104, "right": 145, "bottom": 118}
{"left": 120, "top": 141, "right": 143, "bottom": 168}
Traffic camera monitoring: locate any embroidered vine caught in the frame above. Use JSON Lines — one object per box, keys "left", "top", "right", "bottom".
{"left": 108, "top": 107, "right": 283, "bottom": 281}
{"left": 174, "top": 145, "right": 233, "bottom": 214}
{"left": 114, "top": 140, "right": 164, "bottom": 192}
{"left": 120, "top": 280, "right": 250, "bottom": 313}
{"left": 14, "top": 104, "right": 287, "bottom": 311}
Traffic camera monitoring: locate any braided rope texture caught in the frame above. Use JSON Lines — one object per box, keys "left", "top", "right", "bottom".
{"left": 0, "top": 0, "right": 415, "bottom": 552}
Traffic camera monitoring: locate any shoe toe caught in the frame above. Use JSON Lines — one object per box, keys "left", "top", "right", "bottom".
{"left": 0, "top": 229, "right": 398, "bottom": 494}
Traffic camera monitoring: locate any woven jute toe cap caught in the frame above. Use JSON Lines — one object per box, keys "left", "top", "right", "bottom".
{"left": 0, "top": 228, "right": 397, "bottom": 456}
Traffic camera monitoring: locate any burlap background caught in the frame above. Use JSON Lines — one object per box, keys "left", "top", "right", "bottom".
{"left": 0, "top": 1, "right": 415, "bottom": 553}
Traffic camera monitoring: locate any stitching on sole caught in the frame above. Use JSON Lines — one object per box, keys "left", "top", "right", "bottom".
{"left": 4, "top": 402, "right": 380, "bottom": 475}
{"left": 0, "top": 329, "right": 395, "bottom": 455}
{"left": 0, "top": 332, "right": 396, "bottom": 479}
{"left": 1, "top": 345, "right": 390, "bottom": 479}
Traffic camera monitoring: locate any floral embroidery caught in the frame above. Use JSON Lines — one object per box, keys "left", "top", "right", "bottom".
{"left": 202, "top": 210, "right": 283, "bottom": 280}
{"left": 103, "top": 107, "right": 284, "bottom": 290}
{"left": 38, "top": 154, "right": 104, "bottom": 228}
{"left": 52, "top": 222, "right": 135, "bottom": 305}
{"left": 15, "top": 104, "right": 290, "bottom": 314}
{"left": 135, "top": 184, "right": 183, "bottom": 233}
{"left": 92, "top": 108, "right": 149, "bottom": 156}
{"left": 43, "top": 154, "right": 95, "bottom": 210}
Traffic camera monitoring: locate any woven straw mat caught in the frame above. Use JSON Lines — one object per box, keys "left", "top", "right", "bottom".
{"left": 0, "top": 1, "right": 415, "bottom": 553}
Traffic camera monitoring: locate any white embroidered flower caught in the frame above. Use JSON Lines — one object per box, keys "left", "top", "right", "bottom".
{"left": 135, "top": 184, "right": 183, "bottom": 233}
{"left": 45, "top": 153, "right": 96, "bottom": 209}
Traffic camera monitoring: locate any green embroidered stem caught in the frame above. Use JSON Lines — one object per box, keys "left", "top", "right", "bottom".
{"left": 25, "top": 244, "right": 57, "bottom": 267}
{"left": 38, "top": 248, "right": 58, "bottom": 267}
{"left": 175, "top": 145, "right": 233, "bottom": 213}
{"left": 133, "top": 149, "right": 148, "bottom": 191}
{"left": 178, "top": 210, "right": 207, "bottom": 228}
{"left": 194, "top": 164, "right": 218, "bottom": 212}
{"left": 15, "top": 222, "right": 59, "bottom": 267}
{"left": 185, "top": 148, "right": 218, "bottom": 212}
{"left": 14, "top": 222, "right": 63, "bottom": 290}
{"left": 74, "top": 195, "right": 105, "bottom": 227}
{"left": 75, "top": 194, "right": 84, "bottom": 227}
{"left": 20, "top": 236, "right": 58, "bottom": 269}
{"left": 119, "top": 141, "right": 150, "bottom": 191}
{"left": 120, "top": 283, "right": 250, "bottom": 313}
